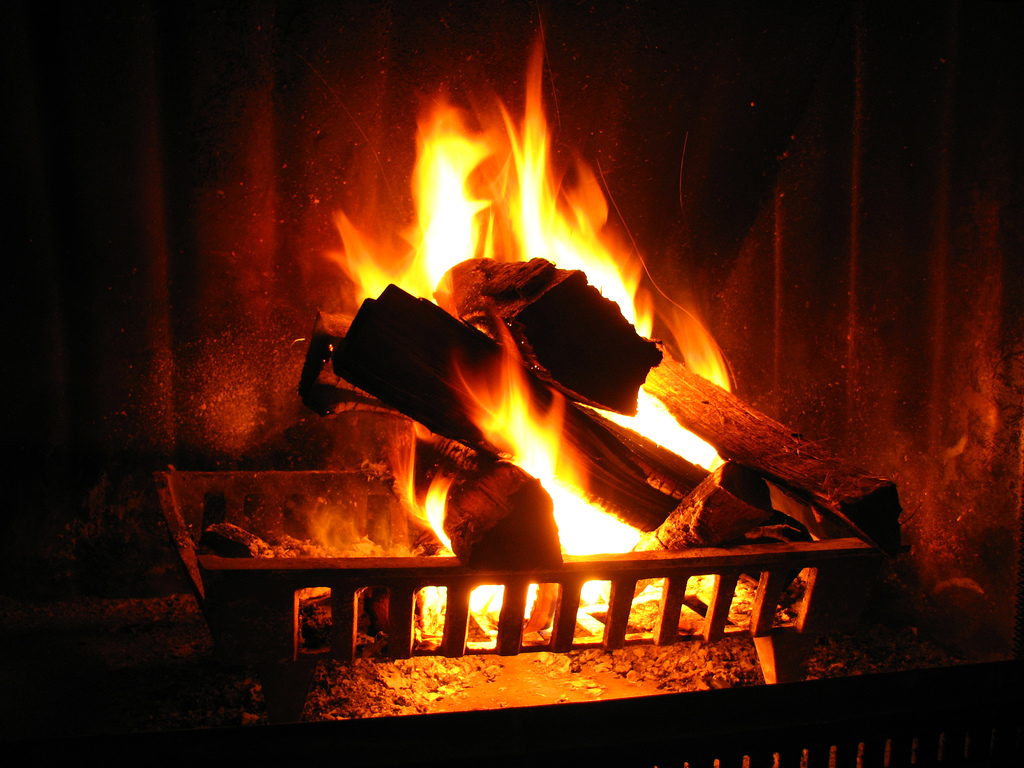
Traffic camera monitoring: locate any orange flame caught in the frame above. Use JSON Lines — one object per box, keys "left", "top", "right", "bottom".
{"left": 501, "top": 48, "right": 646, "bottom": 333}
{"left": 456, "top": 334, "right": 640, "bottom": 555}
{"left": 332, "top": 44, "right": 732, "bottom": 568}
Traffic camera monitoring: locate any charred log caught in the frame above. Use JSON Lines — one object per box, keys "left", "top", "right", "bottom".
{"left": 440, "top": 258, "right": 662, "bottom": 415}
{"left": 583, "top": 409, "right": 710, "bottom": 499}
{"left": 444, "top": 458, "right": 563, "bottom": 570}
{"left": 637, "top": 461, "right": 775, "bottom": 551}
{"left": 333, "top": 284, "right": 683, "bottom": 530}
{"left": 198, "top": 523, "right": 271, "bottom": 558}
{"left": 643, "top": 351, "right": 902, "bottom": 556}
{"left": 299, "top": 311, "right": 392, "bottom": 416}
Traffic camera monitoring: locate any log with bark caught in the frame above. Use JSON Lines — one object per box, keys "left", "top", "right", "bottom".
{"left": 443, "top": 457, "right": 563, "bottom": 570}
{"left": 643, "top": 351, "right": 902, "bottom": 556}
{"left": 333, "top": 284, "right": 699, "bottom": 531}
{"left": 439, "top": 257, "right": 662, "bottom": 415}
{"left": 636, "top": 461, "right": 775, "bottom": 551}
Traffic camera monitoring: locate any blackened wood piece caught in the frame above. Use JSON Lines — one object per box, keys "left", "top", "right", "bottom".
{"left": 444, "top": 459, "right": 563, "bottom": 570}
{"left": 583, "top": 409, "right": 709, "bottom": 499}
{"left": 651, "top": 461, "right": 775, "bottom": 549}
{"left": 298, "top": 311, "right": 391, "bottom": 416}
{"left": 643, "top": 352, "right": 902, "bottom": 556}
{"left": 199, "top": 523, "right": 271, "bottom": 558}
{"left": 334, "top": 284, "right": 677, "bottom": 531}
{"left": 443, "top": 258, "right": 662, "bottom": 415}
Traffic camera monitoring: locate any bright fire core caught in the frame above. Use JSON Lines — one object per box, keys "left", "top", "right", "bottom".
{"left": 330, "top": 47, "right": 729, "bottom": 571}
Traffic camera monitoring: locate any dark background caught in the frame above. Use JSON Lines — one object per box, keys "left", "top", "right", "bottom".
{"left": 2, "top": 1, "right": 1020, "bottom": 660}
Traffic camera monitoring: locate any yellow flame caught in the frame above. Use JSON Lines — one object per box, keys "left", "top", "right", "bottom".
{"left": 332, "top": 45, "right": 733, "bottom": 569}
{"left": 389, "top": 426, "right": 455, "bottom": 552}
{"left": 332, "top": 103, "right": 494, "bottom": 305}
{"left": 457, "top": 339, "right": 640, "bottom": 555}
{"left": 501, "top": 49, "right": 645, "bottom": 333}
{"left": 423, "top": 473, "right": 454, "bottom": 551}
{"left": 407, "top": 106, "right": 493, "bottom": 294}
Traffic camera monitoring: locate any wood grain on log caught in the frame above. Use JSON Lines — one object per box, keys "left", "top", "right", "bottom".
{"left": 644, "top": 461, "right": 775, "bottom": 550}
{"left": 643, "top": 352, "right": 901, "bottom": 556}
{"left": 442, "top": 258, "right": 662, "bottom": 415}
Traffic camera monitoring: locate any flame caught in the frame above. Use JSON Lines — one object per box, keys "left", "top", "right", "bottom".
{"left": 330, "top": 104, "right": 494, "bottom": 307}
{"left": 332, "top": 45, "right": 736, "bottom": 635}
{"left": 423, "top": 473, "right": 454, "bottom": 551}
{"left": 502, "top": 48, "right": 646, "bottom": 333}
{"left": 408, "top": 106, "right": 493, "bottom": 295}
{"left": 389, "top": 424, "right": 455, "bottom": 552}
{"left": 614, "top": 305, "right": 731, "bottom": 471}
{"left": 457, "top": 333, "right": 641, "bottom": 556}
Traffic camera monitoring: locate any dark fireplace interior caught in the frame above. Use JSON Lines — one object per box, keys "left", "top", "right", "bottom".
{"left": 2, "top": 0, "right": 1021, "bottom": 763}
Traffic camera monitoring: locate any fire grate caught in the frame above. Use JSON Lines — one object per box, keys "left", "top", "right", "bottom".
{"left": 157, "top": 470, "right": 885, "bottom": 691}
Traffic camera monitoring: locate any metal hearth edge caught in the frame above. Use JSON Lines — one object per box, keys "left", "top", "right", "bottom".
{"left": 12, "top": 660, "right": 1021, "bottom": 767}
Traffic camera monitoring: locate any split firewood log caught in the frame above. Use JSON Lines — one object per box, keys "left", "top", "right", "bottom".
{"left": 643, "top": 349, "right": 902, "bottom": 556}
{"left": 439, "top": 257, "right": 662, "bottom": 415}
{"left": 298, "top": 310, "right": 392, "bottom": 416}
{"left": 444, "top": 458, "right": 563, "bottom": 570}
{"left": 635, "top": 461, "right": 775, "bottom": 551}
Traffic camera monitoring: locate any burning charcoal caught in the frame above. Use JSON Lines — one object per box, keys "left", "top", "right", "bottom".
{"left": 440, "top": 257, "right": 662, "bottom": 415}
{"left": 573, "top": 611, "right": 607, "bottom": 642}
{"left": 198, "top": 523, "right": 271, "bottom": 557}
{"left": 444, "top": 458, "right": 562, "bottom": 570}
{"left": 523, "top": 582, "right": 560, "bottom": 633}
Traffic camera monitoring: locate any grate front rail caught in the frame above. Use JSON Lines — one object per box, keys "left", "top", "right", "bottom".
{"left": 157, "top": 470, "right": 884, "bottom": 686}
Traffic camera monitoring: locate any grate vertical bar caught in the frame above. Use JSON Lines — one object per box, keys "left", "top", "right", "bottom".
{"left": 551, "top": 579, "right": 584, "bottom": 652}
{"left": 704, "top": 572, "right": 739, "bottom": 642}
{"left": 604, "top": 578, "right": 637, "bottom": 650}
{"left": 655, "top": 576, "right": 689, "bottom": 646}
{"left": 442, "top": 582, "right": 471, "bottom": 657}
{"left": 331, "top": 586, "right": 360, "bottom": 663}
{"left": 497, "top": 579, "right": 529, "bottom": 655}
{"left": 387, "top": 584, "right": 416, "bottom": 659}
{"left": 750, "top": 569, "right": 790, "bottom": 637}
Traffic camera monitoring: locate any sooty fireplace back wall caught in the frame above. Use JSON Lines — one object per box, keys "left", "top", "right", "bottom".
{"left": 2, "top": 0, "right": 1021, "bottom": 662}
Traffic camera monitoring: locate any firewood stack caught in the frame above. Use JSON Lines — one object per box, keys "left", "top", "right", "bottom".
{"left": 300, "top": 258, "right": 901, "bottom": 569}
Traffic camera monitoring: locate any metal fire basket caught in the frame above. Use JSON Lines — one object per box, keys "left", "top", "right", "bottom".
{"left": 157, "top": 470, "right": 885, "bottom": 690}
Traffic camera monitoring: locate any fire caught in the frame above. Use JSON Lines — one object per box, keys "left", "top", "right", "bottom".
{"left": 501, "top": 50, "right": 645, "bottom": 332}
{"left": 331, "top": 45, "right": 733, "bottom": 633}
{"left": 456, "top": 329, "right": 641, "bottom": 555}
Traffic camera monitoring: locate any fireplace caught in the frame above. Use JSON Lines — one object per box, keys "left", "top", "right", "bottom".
{"left": 2, "top": 0, "right": 1021, "bottom": 763}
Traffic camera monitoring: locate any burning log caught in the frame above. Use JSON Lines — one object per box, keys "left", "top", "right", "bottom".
{"left": 444, "top": 458, "right": 563, "bottom": 570}
{"left": 332, "top": 284, "right": 691, "bottom": 531}
{"left": 298, "top": 310, "right": 391, "bottom": 416}
{"left": 636, "top": 461, "right": 775, "bottom": 551}
{"left": 643, "top": 351, "right": 902, "bottom": 556}
{"left": 584, "top": 409, "right": 710, "bottom": 500}
{"left": 439, "top": 257, "right": 662, "bottom": 415}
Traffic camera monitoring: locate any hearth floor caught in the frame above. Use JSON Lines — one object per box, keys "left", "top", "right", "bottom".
{"left": 0, "top": 593, "right": 963, "bottom": 741}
